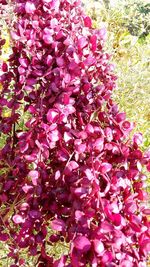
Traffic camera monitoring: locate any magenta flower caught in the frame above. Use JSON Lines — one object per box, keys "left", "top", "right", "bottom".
{"left": 25, "top": 2, "right": 36, "bottom": 14}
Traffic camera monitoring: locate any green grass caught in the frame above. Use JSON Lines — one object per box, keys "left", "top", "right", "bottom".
{"left": 113, "top": 37, "right": 150, "bottom": 151}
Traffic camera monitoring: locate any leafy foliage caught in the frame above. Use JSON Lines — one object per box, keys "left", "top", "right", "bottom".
{"left": 0, "top": 0, "right": 150, "bottom": 266}
{"left": 123, "top": 0, "right": 150, "bottom": 38}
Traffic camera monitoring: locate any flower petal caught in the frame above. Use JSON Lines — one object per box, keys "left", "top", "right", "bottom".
{"left": 74, "top": 236, "right": 91, "bottom": 252}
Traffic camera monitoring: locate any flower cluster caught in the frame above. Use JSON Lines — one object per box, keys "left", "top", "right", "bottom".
{"left": 0, "top": 0, "right": 150, "bottom": 266}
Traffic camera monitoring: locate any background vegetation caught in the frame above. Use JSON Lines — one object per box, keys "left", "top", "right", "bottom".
{"left": 83, "top": 0, "right": 150, "bottom": 150}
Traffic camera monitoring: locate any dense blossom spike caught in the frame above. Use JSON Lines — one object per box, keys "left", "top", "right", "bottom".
{"left": 0, "top": 0, "right": 150, "bottom": 266}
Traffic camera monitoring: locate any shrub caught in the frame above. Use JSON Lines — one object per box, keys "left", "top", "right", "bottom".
{"left": 0, "top": 0, "right": 150, "bottom": 266}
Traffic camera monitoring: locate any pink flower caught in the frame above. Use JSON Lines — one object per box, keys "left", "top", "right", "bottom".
{"left": 93, "top": 239, "right": 105, "bottom": 255}
{"left": 73, "top": 236, "right": 91, "bottom": 252}
{"left": 51, "top": 219, "right": 66, "bottom": 232}
{"left": 25, "top": 2, "right": 36, "bottom": 14}
{"left": 28, "top": 170, "right": 39, "bottom": 186}
{"left": 13, "top": 215, "right": 25, "bottom": 224}
{"left": 84, "top": 16, "right": 92, "bottom": 28}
